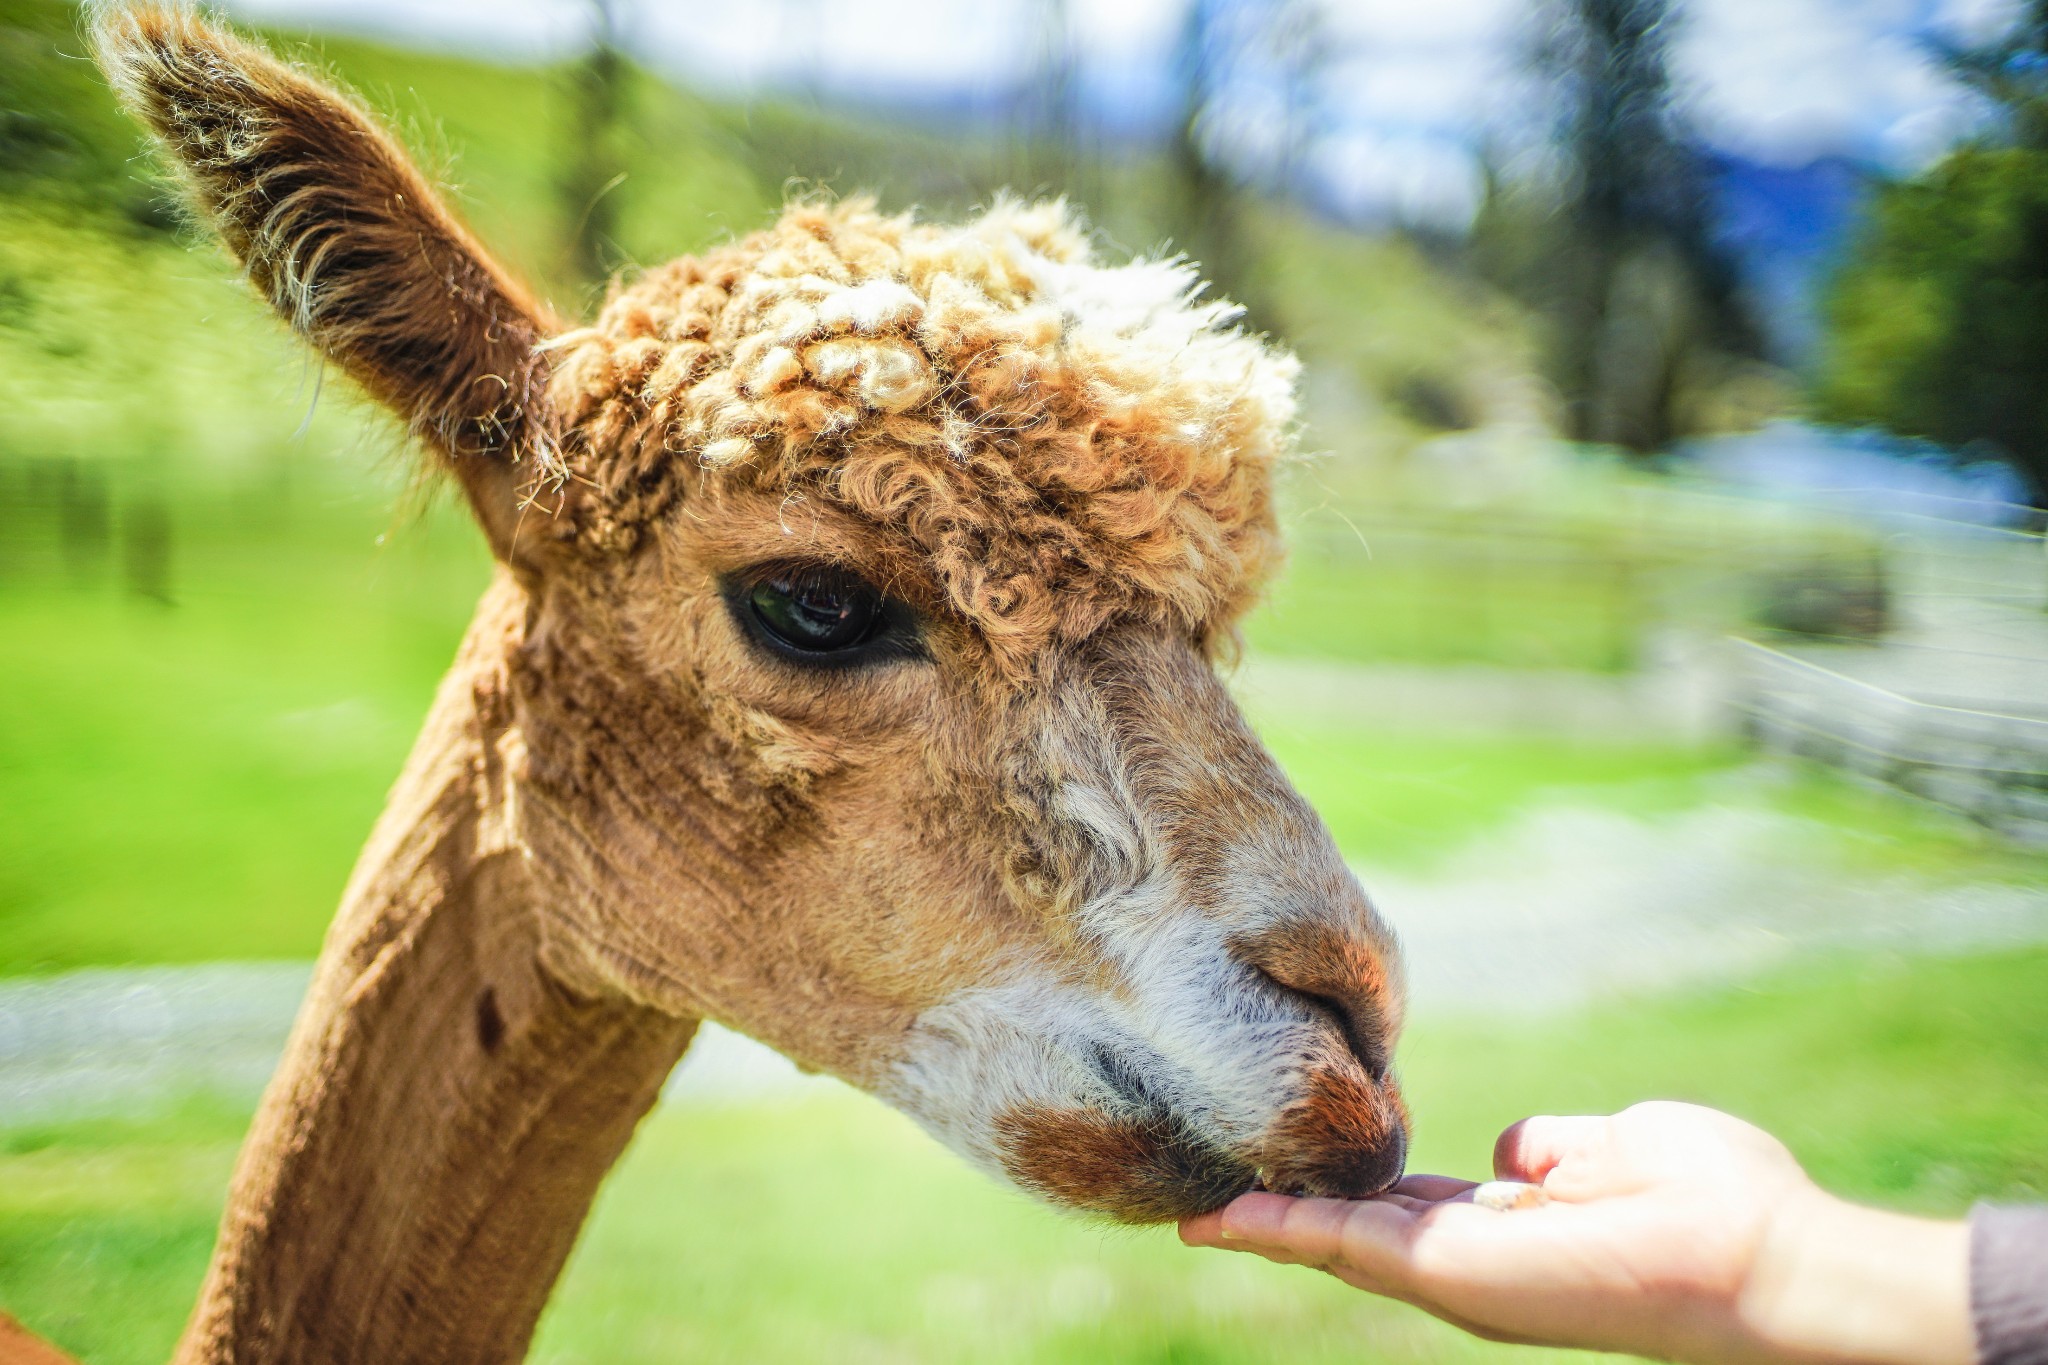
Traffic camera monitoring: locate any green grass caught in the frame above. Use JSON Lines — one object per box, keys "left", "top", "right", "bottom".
{"left": 0, "top": 457, "right": 490, "bottom": 972}
{"left": 5, "top": 946, "right": 2045, "bottom": 1365}
{"left": 1244, "top": 546, "right": 1649, "bottom": 672}
{"left": 1257, "top": 727, "right": 1743, "bottom": 868}
{"left": 1403, "top": 949, "right": 2048, "bottom": 1209}
{"left": 0, "top": 205, "right": 361, "bottom": 466}
{"left": 0, "top": 1101, "right": 250, "bottom": 1363}
{"left": 1243, "top": 472, "right": 1890, "bottom": 673}
{"left": 22, "top": 435, "right": 1723, "bottom": 971}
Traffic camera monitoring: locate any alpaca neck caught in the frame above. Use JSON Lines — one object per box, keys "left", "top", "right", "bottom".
{"left": 177, "top": 573, "right": 697, "bottom": 1365}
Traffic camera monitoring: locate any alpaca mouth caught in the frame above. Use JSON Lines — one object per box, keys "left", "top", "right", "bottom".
{"left": 1086, "top": 1038, "right": 1169, "bottom": 1110}
{"left": 891, "top": 937, "right": 1408, "bottom": 1222}
{"left": 991, "top": 1090, "right": 1407, "bottom": 1222}
{"left": 986, "top": 1039, "right": 1408, "bottom": 1223}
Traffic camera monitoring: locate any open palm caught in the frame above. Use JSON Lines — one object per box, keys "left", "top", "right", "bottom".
{"left": 1180, "top": 1102, "right": 1973, "bottom": 1365}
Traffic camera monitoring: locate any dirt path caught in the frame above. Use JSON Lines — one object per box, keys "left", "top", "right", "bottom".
{"left": 0, "top": 961, "right": 827, "bottom": 1127}
{"left": 1376, "top": 803, "right": 2048, "bottom": 1013}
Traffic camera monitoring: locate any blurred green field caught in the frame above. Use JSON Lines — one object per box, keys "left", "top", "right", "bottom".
{"left": 3, "top": 439, "right": 2033, "bottom": 973}
{"left": 5, "top": 946, "right": 2044, "bottom": 1365}
{"left": 6, "top": 447, "right": 2029, "bottom": 974}
{"left": 0, "top": 493, "right": 1709, "bottom": 971}
{"left": 0, "top": 454, "right": 489, "bottom": 971}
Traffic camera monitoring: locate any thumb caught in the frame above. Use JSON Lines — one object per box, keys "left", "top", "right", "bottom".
{"left": 1493, "top": 1115, "right": 1610, "bottom": 1185}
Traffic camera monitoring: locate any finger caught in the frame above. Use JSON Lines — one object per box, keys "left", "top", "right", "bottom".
{"left": 1218, "top": 1242, "right": 1315, "bottom": 1269}
{"left": 1182, "top": 1205, "right": 1325, "bottom": 1268}
{"left": 1389, "top": 1173, "right": 1479, "bottom": 1202}
{"left": 1492, "top": 1115, "right": 1611, "bottom": 1183}
{"left": 1212, "top": 1191, "right": 1302, "bottom": 1243}
{"left": 1221, "top": 1195, "right": 1424, "bottom": 1296}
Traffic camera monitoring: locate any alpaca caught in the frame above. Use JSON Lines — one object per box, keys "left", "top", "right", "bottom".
{"left": 73, "top": 9, "right": 1409, "bottom": 1363}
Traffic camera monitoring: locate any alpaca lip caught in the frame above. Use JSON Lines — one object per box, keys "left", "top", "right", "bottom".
{"left": 1070, "top": 1041, "right": 1405, "bottom": 1209}
{"left": 992, "top": 1103, "right": 1259, "bottom": 1223}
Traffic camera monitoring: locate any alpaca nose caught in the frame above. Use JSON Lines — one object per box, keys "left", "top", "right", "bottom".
{"left": 1231, "top": 918, "right": 1411, "bottom": 1199}
{"left": 1328, "top": 1106, "right": 1407, "bottom": 1195}
{"left": 1231, "top": 921, "right": 1399, "bottom": 1082}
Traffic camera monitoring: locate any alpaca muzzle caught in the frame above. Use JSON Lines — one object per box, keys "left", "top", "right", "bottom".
{"left": 1231, "top": 918, "right": 1410, "bottom": 1199}
{"left": 881, "top": 631, "right": 1414, "bottom": 1222}
{"left": 887, "top": 884, "right": 1409, "bottom": 1222}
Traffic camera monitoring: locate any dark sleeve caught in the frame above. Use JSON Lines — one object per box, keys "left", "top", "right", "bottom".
{"left": 1973, "top": 1204, "right": 2048, "bottom": 1365}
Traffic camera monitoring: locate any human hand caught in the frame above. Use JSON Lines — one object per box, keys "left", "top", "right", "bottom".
{"left": 1180, "top": 1102, "right": 1972, "bottom": 1365}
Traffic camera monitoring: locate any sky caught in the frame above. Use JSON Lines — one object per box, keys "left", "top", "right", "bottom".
{"left": 216, "top": 0, "right": 2029, "bottom": 229}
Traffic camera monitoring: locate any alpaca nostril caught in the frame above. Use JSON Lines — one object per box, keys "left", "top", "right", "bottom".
{"left": 1255, "top": 970, "right": 1390, "bottom": 1082}
{"left": 1364, "top": 1117, "right": 1409, "bottom": 1193}
{"left": 1310, "top": 991, "right": 1391, "bottom": 1083}
{"left": 1231, "top": 921, "right": 1401, "bottom": 1085}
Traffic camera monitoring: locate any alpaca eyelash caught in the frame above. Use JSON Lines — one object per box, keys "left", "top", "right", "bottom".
{"left": 721, "top": 563, "right": 929, "bottom": 672}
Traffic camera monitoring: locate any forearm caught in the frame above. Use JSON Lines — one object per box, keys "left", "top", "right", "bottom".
{"left": 1971, "top": 1205, "right": 2048, "bottom": 1365}
{"left": 1739, "top": 1192, "right": 1974, "bottom": 1365}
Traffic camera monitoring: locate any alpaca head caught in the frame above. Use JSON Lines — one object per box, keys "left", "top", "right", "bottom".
{"left": 98, "top": 8, "right": 1408, "bottom": 1222}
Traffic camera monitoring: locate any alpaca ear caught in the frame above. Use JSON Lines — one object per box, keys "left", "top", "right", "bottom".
{"left": 92, "top": 5, "right": 560, "bottom": 561}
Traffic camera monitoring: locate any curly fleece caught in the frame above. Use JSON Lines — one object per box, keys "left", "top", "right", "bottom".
{"left": 544, "top": 198, "right": 1299, "bottom": 661}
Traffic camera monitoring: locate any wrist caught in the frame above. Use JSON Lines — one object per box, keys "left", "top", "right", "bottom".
{"left": 1739, "top": 1188, "right": 1974, "bottom": 1365}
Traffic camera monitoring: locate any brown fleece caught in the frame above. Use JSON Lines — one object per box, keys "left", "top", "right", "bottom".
{"left": 542, "top": 197, "right": 1297, "bottom": 666}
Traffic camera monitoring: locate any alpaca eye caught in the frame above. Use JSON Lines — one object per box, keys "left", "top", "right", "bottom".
{"left": 745, "top": 566, "right": 883, "bottom": 655}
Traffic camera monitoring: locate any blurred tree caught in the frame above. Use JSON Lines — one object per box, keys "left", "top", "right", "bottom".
{"left": 1816, "top": 3, "right": 2048, "bottom": 500}
{"left": 1938, "top": 0, "right": 2048, "bottom": 149}
{"left": 1166, "top": 0, "right": 1269, "bottom": 331}
{"left": 1476, "top": 0, "right": 1758, "bottom": 453}
{"left": 1014, "top": 0, "right": 1087, "bottom": 205}
{"left": 559, "top": 0, "right": 630, "bottom": 291}
{"left": 1267, "top": 0, "right": 1328, "bottom": 203}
